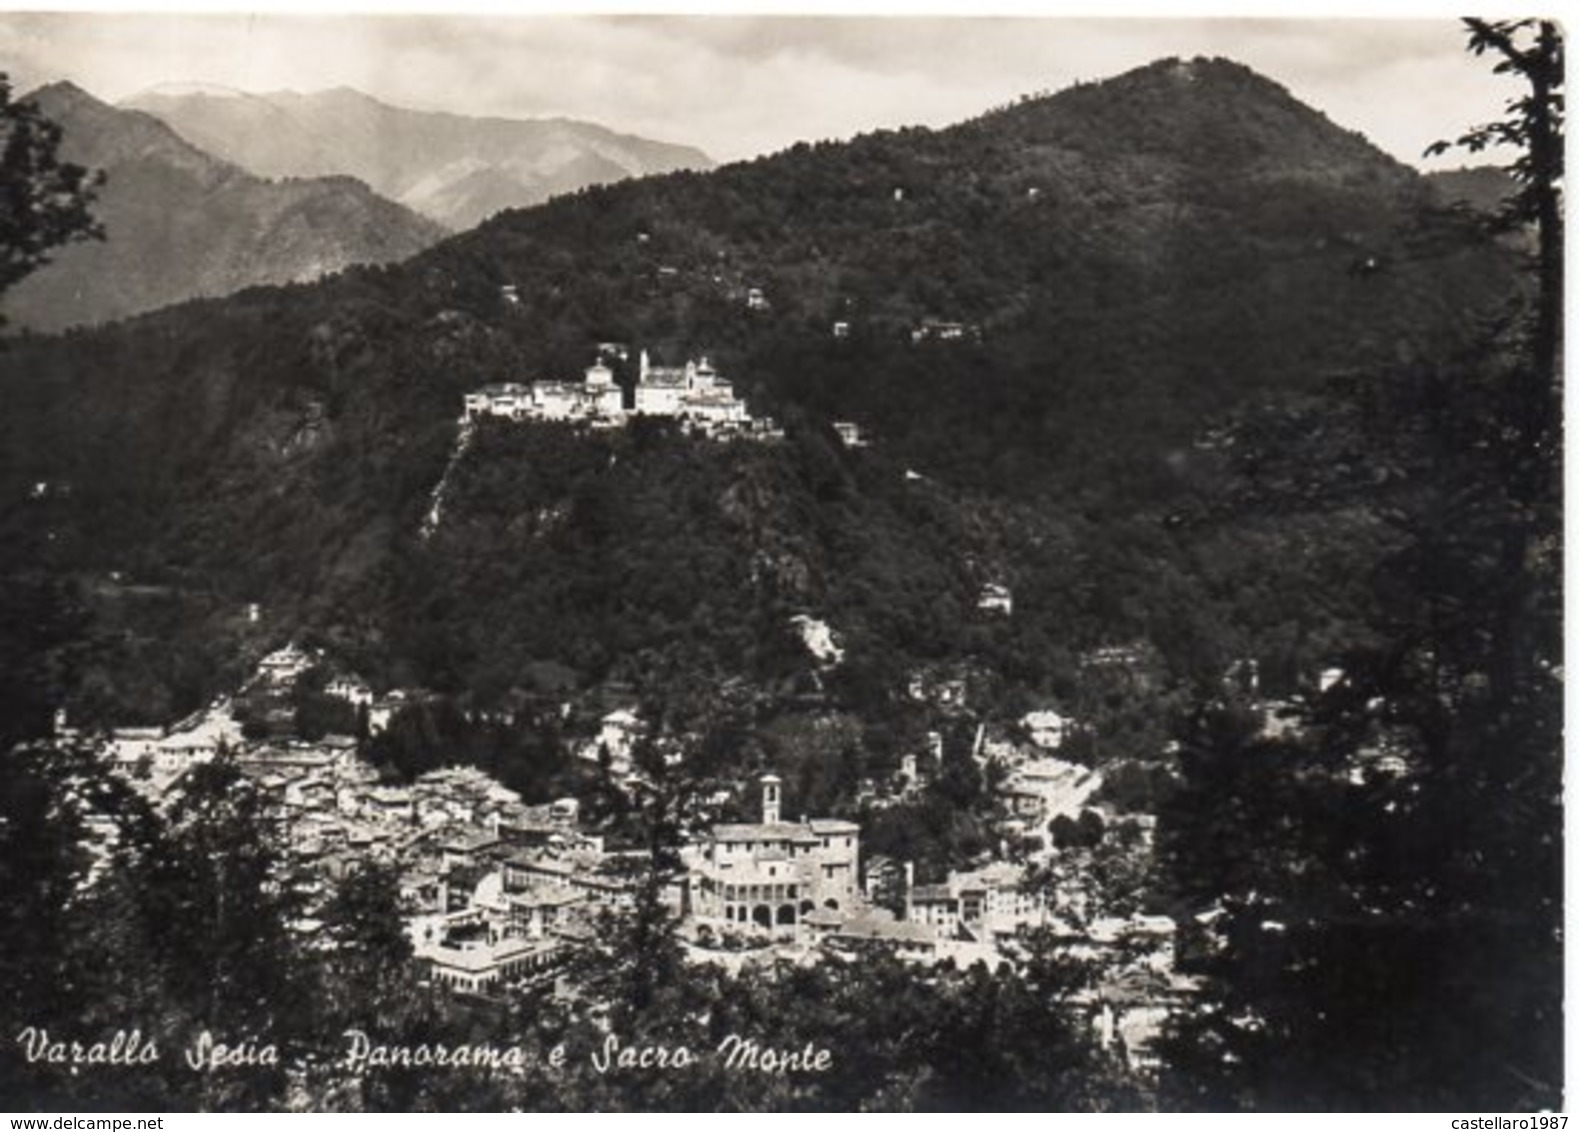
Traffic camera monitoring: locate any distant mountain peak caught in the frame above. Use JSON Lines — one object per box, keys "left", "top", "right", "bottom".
{"left": 132, "top": 81, "right": 251, "bottom": 100}
{"left": 25, "top": 79, "right": 106, "bottom": 109}
{"left": 128, "top": 84, "right": 716, "bottom": 230}
{"left": 966, "top": 53, "right": 1407, "bottom": 188}
{"left": 4, "top": 84, "right": 443, "bottom": 332}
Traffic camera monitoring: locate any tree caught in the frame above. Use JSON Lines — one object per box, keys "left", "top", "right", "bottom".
{"left": 0, "top": 92, "right": 103, "bottom": 1097}
{"left": 1426, "top": 20, "right": 1562, "bottom": 383}
{"left": 0, "top": 73, "right": 102, "bottom": 319}
{"left": 570, "top": 747, "right": 691, "bottom": 1021}
{"left": 1158, "top": 20, "right": 1563, "bottom": 1110}
{"left": 0, "top": 742, "right": 97, "bottom": 1103}
{"left": 0, "top": 572, "right": 89, "bottom": 750}
{"left": 135, "top": 757, "right": 310, "bottom": 1110}
{"left": 318, "top": 862, "right": 413, "bottom": 1006}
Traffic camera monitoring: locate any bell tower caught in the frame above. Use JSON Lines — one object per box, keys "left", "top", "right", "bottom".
{"left": 761, "top": 773, "right": 782, "bottom": 825}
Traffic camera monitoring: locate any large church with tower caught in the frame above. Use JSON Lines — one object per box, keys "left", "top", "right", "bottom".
{"left": 683, "top": 773, "right": 862, "bottom": 935}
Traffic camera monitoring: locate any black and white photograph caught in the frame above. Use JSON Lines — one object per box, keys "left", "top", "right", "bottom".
{"left": 0, "top": 8, "right": 1563, "bottom": 1113}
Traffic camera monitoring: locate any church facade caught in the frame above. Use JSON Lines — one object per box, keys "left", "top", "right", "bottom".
{"left": 684, "top": 774, "right": 862, "bottom": 934}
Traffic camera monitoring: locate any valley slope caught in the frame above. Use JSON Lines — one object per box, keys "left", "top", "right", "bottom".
{"left": 0, "top": 57, "right": 1520, "bottom": 737}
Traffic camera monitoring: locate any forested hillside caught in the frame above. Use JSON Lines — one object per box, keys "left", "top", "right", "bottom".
{"left": 0, "top": 56, "right": 1518, "bottom": 729}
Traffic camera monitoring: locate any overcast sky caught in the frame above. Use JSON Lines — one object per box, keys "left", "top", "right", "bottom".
{"left": 0, "top": 10, "right": 1518, "bottom": 168}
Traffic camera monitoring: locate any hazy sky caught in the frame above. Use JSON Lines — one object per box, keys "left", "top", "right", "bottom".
{"left": 0, "top": 10, "right": 1518, "bottom": 168}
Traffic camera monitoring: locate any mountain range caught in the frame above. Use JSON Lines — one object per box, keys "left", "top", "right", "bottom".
{"left": 3, "top": 82, "right": 446, "bottom": 333}
{"left": 123, "top": 84, "right": 716, "bottom": 230}
{"left": 3, "top": 82, "right": 716, "bottom": 333}
{"left": 0, "top": 57, "right": 1520, "bottom": 730}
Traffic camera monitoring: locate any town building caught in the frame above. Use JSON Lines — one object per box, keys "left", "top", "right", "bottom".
{"left": 505, "top": 884, "right": 585, "bottom": 939}
{"left": 415, "top": 930, "right": 561, "bottom": 994}
{"left": 999, "top": 757, "right": 1101, "bottom": 822}
{"left": 102, "top": 698, "right": 246, "bottom": 785}
{"left": 823, "top": 912, "right": 939, "bottom": 963}
{"left": 905, "top": 861, "right": 1049, "bottom": 942}
{"left": 104, "top": 727, "right": 164, "bottom": 771}
{"left": 441, "top": 828, "right": 504, "bottom": 870}
{"left": 684, "top": 774, "right": 862, "bottom": 935}
{"left": 862, "top": 854, "right": 904, "bottom": 908}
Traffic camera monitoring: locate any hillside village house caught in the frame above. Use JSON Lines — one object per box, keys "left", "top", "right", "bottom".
{"left": 1001, "top": 756, "right": 1101, "bottom": 821}
{"left": 576, "top": 707, "right": 643, "bottom": 774}
{"left": 978, "top": 582, "right": 1013, "bottom": 615}
{"left": 910, "top": 317, "right": 978, "bottom": 343}
{"left": 104, "top": 698, "right": 246, "bottom": 782}
{"left": 832, "top": 421, "right": 867, "bottom": 447}
{"left": 257, "top": 643, "right": 316, "bottom": 685}
{"left": 325, "top": 675, "right": 373, "bottom": 707}
{"left": 906, "top": 860, "right": 1049, "bottom": 942}
{"left": 684, "top": 774, "right": 861, "bottom": 935}
{"left": 1021, "top": 709, "right": 1071, "bottom": 750}
{"left": 821, "top": 914, "right": 940, "bottom": 962}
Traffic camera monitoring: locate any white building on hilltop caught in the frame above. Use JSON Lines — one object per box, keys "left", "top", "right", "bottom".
{"left": 463, "top": 383, "right": 532, "bottom": 420}
{"left": 461, "top": 348, "right": 779, "bottom": 440}
{"left": 634, "top": 351, "right": 749, "bottom": 426}
{"left": 464, "top": 358, "right": 624, "bottom": 424}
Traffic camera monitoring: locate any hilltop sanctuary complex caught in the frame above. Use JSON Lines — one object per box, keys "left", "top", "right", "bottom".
{"left": 463, "top": 349, "right": 781, "bottom": 439}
